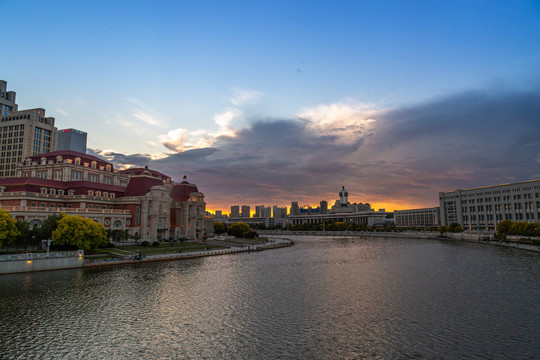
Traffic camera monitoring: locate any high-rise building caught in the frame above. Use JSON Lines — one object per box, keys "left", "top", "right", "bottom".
{"left": 241, "top": 205, "right": 251, "bottom": 218}
{"left": 0, "top": 108, "right": 57, "bottom": 178}
{"left": 230, "top": 205, "right": 240, "bottom": 218}
{"left": 0, "top": 80, "right": 18, "bottom": 115}
{"left": 320, "top": 200, "right": 328, "bottom": 214}
{"left": 255, "top": 205, "right": 265, "bottom": 217}
{"left": 290, "top": 201, "right": 300, "bottom": 215}
{"left": 264, "top": 207, "right": 272, "bottom": 218}
{"left": 57, "top": 128, "right": 87, "bottom": 153}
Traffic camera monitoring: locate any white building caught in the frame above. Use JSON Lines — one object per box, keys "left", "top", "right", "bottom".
{"left": 439, "top": 179, "right": 540, "bottom": 231}
{"left": 394, "top": 207, "right": 440, "bottom": 227}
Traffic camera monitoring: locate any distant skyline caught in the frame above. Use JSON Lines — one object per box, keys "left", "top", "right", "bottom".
{"left": 3, "top": 0, "right": 540, "bottom": 211}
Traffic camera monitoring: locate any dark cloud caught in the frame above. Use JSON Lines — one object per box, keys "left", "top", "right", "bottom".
{"left": 92, "top": 87, "right": 540, "bottom": 211}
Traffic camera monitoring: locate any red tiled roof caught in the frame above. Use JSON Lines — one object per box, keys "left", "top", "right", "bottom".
{"left": 170, "top": 182, "right": 199, "bottom": 201}
{"left": 122, "top": 175, "right": 164, "bottom": 197}
{"left": 0, "top": 177, "right": 125, "bottom": 196}
{"left": 0, "top": 177, "right": 65, "bottom": 187}
{"left": 29, "top": 150, "right": 112, "bottom": 167}
{"left": 118, "top": 167, "right": 170, "bottom": 181}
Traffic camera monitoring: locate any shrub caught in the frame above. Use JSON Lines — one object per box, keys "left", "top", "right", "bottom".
{"left": 141, "top": 241, "right": 150, "bottom": 247}
{"left": 152, "top": 241, "right": 160, "bottom": 247}
{"left": 245, "top": 231, "right": 259, "bottom": 239}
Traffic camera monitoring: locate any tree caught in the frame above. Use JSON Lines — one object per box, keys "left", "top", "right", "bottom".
{"left": 227, "top": 222, "right": 250, "bottom": 238}
{"left": 438, "top": 225, "right": 447, "bottom": 236}
{"left": 334, "top": 222, "right": 347, "bottom": 231}
{"left": 447, "top": 223, "right": 464, "bottom": 233}
{"left": 0, "top": 209, "right": 20, "bottom": 248}
{"left": 497, "top": 220, "right": 513, "bottom": 235}
{"left": 52, "top": 215, "right": 108, "bottom": 251}
{"left": 213, "top": 222, "right": 227, "bottom": 235}
{"left": 38, "top": 213, "right": 64, "bottom": 241}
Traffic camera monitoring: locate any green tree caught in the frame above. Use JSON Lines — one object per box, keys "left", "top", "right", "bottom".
{"left": 334, "top": 222, "right": 347, "bottom": 231}
{"left": 15, "top": 220, "right": 38, "bottom": 249}
{"left": 213, "top": 222, "right": 227, "bottom": 235}
{"left": 227, "top": 222, "right": 250, "bottom": 238}
{"left": 0, "top": 209, "right": 20, "bottom": 248}
{"left": 52, "top": 215, "right": 108, "bottom": 251}
{"left": 447, "top": 223, "right": 464, "bottom": 233}
{"left": 438, "top": 225, "right": 448, "bottom": 236}
{"left": 497, "top": 220, "right": 513, "bottom": 235}
{"left": 38, "top": 213, "right": 64, "bottom": 241}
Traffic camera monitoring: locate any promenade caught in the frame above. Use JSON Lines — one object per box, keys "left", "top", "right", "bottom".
{"left": 84, "top": 237, "right": 294, "bottom": 268}
{"left": 259, "top": 230, "right": 540, "bottom": 254}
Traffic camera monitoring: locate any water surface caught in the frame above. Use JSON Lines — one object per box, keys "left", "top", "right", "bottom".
{"left": 1, "top": 236, "right": 539, "bottom": 359}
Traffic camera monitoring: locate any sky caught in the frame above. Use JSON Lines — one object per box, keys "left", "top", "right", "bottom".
{"left": 2, "top": 0, "right": 540, "bottom": 212}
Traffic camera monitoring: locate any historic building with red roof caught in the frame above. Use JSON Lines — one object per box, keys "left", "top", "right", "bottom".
{"left": 0, "top": 150, "right": 212, "bottom": 241}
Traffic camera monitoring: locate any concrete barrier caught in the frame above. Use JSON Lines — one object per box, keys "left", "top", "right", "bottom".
{"left": 0, "top": 251, "right": 84, "bottom": 275}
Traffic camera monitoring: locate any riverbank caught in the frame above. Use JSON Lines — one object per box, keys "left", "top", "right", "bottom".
{"left": 84, "top": 237, "right": 294, "bottom": 268}
{"left": 258, "top": 230, "right": 540, "bottom": 253}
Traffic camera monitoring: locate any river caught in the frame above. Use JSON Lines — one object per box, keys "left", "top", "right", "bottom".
{"left": 1, "top": 235, "right": 539, "bottom": 359}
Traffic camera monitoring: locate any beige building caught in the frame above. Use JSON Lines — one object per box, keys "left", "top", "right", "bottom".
{"left": 0, "top": 108, "right": 57, "bottom": 178}
{"left": 394, "top": 207, "right": 440, "bottom": 227}
{"left": 439, "top": 179, "right": 540, "bottom": 231}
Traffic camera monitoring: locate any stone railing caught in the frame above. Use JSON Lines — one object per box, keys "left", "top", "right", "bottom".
{"left": 0, "top": 250, "right": 83, "bottom": 262}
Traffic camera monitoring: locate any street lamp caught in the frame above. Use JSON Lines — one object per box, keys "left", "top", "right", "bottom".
{"left": 42, "top": 239, "right": 52, "bottom": 257}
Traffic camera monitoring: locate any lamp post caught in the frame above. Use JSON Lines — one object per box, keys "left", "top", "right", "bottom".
{"left": 42, "top": 239, "right": 52, "bottom": 257}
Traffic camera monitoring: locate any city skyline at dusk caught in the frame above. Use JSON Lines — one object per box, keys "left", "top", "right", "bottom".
{"left": 3, "top": 1, "right": 540, "bottom": 211}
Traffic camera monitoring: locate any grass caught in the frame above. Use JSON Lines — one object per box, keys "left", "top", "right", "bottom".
{"left": 114, "top": 242, "right": 228, "bottom": 255}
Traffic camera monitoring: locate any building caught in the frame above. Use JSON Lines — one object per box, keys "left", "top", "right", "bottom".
{"left": 320, "top": 200, "right": 328, "bottom": 214}
{"left": 241, "top": 205, "right": 250, "bottom": 218}
{"left": 439, "top": 179, "right": 540, "bottom": 231}
{"left": 290, "top": 202, "right": 299, "bottom": 215}
{"left": 230, "top": 205, "right": 240, "bottom": 218}
{"left": 0, "top": 150, "right": 210, "bottom": 241}
{"left": 57, "top": 128, "right": 87, "bottom": 153}
{"left": 272, "top": 205, "right": 287, "bottom": 218}
{"left": 394, "top": 207, "right": 440, "bottom": 227}
{"left": 0, "top": 108, "right": 57, "bottom": 178}
{"left": 0, "top": 80, "right": 18, "bottom": 115}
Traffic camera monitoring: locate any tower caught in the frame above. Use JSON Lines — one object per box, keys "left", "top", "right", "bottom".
{"left": 339, "top": 186, "right": 348, "bottom": 206}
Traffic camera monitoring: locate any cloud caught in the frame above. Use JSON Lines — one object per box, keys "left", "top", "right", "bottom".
{"left": 230, "top": 88, "right": 264, "bottom": 106}
{"left": 56, "top": 109, "right": 70, "bottom": 117}
{"left": 96, "top": 87, "right": 540, "bottom": 211}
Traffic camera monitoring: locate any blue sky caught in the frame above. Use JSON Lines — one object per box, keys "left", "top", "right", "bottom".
{"left": 3, "top": 0, "right": 540, "bottom": 211}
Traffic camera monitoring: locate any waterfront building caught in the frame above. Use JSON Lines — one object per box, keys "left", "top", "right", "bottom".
{"left": 0, "top": 150, "right": 210, "bottom": 241}
{"left": 57, "top": 128, "right": 87, "bottom": 153}
{"left": 241, "top": 205, "right": 250, "bottom": 218}
{"left": 230, "top": 205, "right": 240, "bottom": 218}
{"left": 439, "top": 179, "right": 540, "bottom": 231}
{"left": 394, "top": 207, "right": 440, "bottom": 227}
{"left": 289, "top": 186, "right": 390, "bottom": 227}
{"left": 0, "top": 80, "right": 18, "bottom": 115}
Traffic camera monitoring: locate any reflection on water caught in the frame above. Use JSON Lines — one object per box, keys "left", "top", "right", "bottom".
{"left": 1, "top": 236, "right": 539, "bottom": 359}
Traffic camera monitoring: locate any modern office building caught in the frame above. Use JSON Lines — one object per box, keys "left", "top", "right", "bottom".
{"left": 241, "top": 205, "right": 250, "bottom": 218}
{"left": 0, "top": 80, "right": 18, "bottom": 115}
{"left": 0, "top": 151, "right": 211, "bottom": 241}
{"left": 272, "top": 205, "right": 287, "bottom": 218}
{"left": 320, "top": 200, "right": 328, "bottom": 214}
{"left": 439, "top": 179, "right": 540, "bottom": 230}
{"left": 230, "top": 205, "right": 240, "bottom": 218}
{"left": 57, "top": 128, "right": 87, "bottom": 153}
{"left": 290, "top": 201, "right": 299, "bottom": 215}
{"left": 394, "top": 207, "right": 440, "bottom": 227}
{"left": 0, "top": 108, "right": 57, "bottom": 178}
